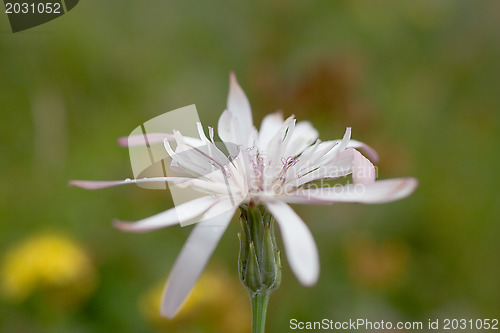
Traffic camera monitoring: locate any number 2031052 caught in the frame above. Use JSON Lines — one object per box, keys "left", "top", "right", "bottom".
{"left": 5, "top": 2, "right": 61, "bottom": 14}
{"left": 443, "top": 318, "right": 498, "bottom": 330}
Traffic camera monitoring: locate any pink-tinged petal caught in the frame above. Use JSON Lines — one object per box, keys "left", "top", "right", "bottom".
{"left": 352, "top": 149, "right": 376, "bottom": 184}
{"left": 113, "top": 196, "right": 218, "bottom": 232}
{"left": 69, "top": 180, "right": 133, "bottom": 190}
{"left": 227, "top": 72, "right": 253, "bottom": 129}
{"left": 68, "top": 177, "right": 192, "bottom": 190}
{"left": 292, "top": 177, "right": 418, "bottom": 204}
{"left": 117, "top": 133, "right": 174, "bottom": 147}
{"left": 347, "top": 139, "right": 379, "bottom": 163}
{"left": 265, "top": 201, "right": 319, "bottom": 286}
{"left": 161, "top": 208, "right": 235, "bottom": 318}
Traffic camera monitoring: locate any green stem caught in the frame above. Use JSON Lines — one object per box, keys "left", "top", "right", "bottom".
{"left": 251, "top": 292, "right": 270, "bottom": 333}
{"left": 239, "top": 204, "right": 281, "bottom": 333}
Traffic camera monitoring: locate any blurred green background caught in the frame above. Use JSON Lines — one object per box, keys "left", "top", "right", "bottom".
{"left": 1, "top": 1, "right": 500, "bottom": 332}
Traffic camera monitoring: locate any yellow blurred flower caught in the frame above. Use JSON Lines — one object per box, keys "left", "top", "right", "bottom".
{"left": 0, "top": 233, "right": 97, "bottom": 305}
{"left": 140, "top": 264, "right": 250, "bottom": 333}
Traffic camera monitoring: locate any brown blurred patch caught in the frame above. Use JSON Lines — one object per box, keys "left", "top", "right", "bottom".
{"left": 251, "top": 57, "right": 379, "bottom": 135}
{"left": 345, "top": 234, "right": 410, "bottom": 289}
{"left": 375, "top": 141, "right": 415, "bottom": 177}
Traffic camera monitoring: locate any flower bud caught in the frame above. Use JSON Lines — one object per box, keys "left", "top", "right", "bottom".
{"left": 238, "top": 204, "right": 281, "bottom": 296}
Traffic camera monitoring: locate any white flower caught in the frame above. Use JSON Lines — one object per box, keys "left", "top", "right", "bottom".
{"left": 70, "top": 73, "right": 417, "bottom": 318}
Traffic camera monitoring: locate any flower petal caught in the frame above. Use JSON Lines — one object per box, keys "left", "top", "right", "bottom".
{"left": 338, "top": 127, "right": 352, "bottom": 150}
{"left": 117, "top": 133, "right": 174, "bottom": 147}
{"left": 113, "top": 196, "right": 218, "bottom": 232}
{"left": 216, "top": 73, "right": 259, "bottom": 148}
{"left": 263, "top": 115, "right": 295, "bottom": 176}
{"left": 258, "top": 111, "right": 284, "bottom": 151}
{"left": 227, "top": 72, "right": 253, "bottom": 131}
{"left": 289, "top": 148, "right": 355, "bottom": 188}
{"left": 347, "top": 139, "right": 379, "bottom": 163}
{"left": 68, "top": 177, "right": 192, "bottom": 190}
{"left": 217, "top": 109, "right": 234, "bottom": 144}
{"left": 290, "top": 178, "right": 418, "bottom": 204}
{"left": 284, "top": 120, "right": 319, "bottom": 157}
{"left": 196, "top": 198, "right": 240, "bottom": 222}
{"left": 175, "top": 177, "right": 242, "bottom": 197}
{"left": 161, "top": 208, "right": 235, "bottom": 318}
{"left": 265, "top": 201, "right": 319, "bottom": 286}
{"left": 165, "top": 131, "right": 235, "bottom": 178}
{"left": 306, "top": 127, "right": 351, "bottom": 168}
{"left": 352, "top": 149, "right": 376, "bottom": 184}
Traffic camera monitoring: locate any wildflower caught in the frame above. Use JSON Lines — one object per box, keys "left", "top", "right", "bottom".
{"left": 0, "top": 233, "right": 96, "bottom": 304}
{"left": 70, "top": 73, "right": 417, "bottom": 321}
{"left": 140, "top": 266, "right": 250, "bottom": 333}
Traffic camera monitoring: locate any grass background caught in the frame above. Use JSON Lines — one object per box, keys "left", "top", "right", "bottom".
{"left": 1, "top": 1, "right": 499, "bottom": 332}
